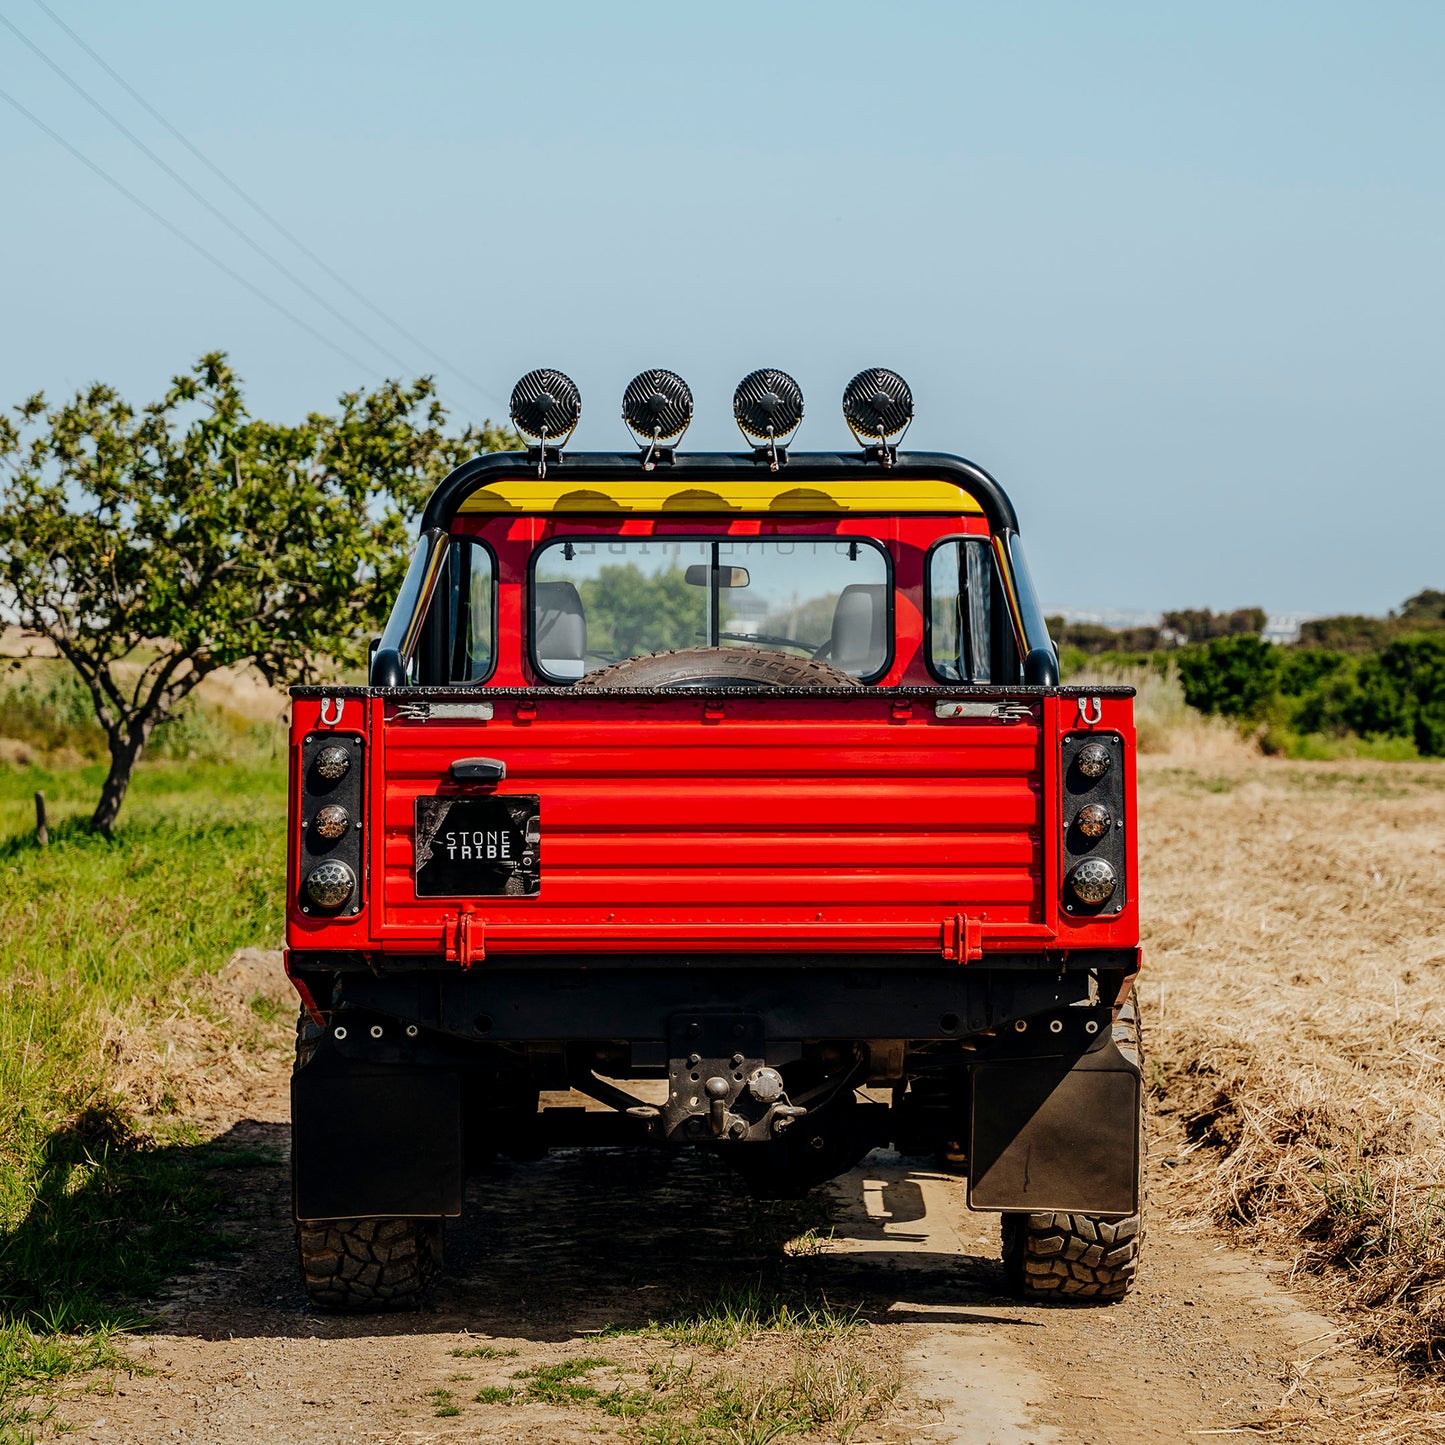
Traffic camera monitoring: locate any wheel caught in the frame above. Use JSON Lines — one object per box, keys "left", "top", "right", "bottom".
{"left": 1000, "top": 997, "right": 1145, "bottom": 1301}
{"left": 573, "top": 645, "right": 859, "bottom": 690}
{"left": 296, "top": 1217, "right": 440, "bottom": 1311}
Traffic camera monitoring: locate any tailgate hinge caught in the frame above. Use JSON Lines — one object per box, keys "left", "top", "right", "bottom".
{"left": 444, "top": 908, "right": 485, "bottom": 969}
{"left": 942, "top": 913, "right": 983, "bottom": 964}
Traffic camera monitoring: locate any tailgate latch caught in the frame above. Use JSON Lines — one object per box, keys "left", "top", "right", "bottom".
{"left": 444, "top": 908, "right": 485, "bottom": 969}
{"left": 942, "top": 913, "right": 983, "bottom": 964}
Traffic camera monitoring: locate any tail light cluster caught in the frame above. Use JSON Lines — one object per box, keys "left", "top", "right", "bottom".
{"left": 298, "top": 731, "right": 365, "bottom": 916}
{"left": 1060, "top": 732, "right": 1126, "bottom": 916}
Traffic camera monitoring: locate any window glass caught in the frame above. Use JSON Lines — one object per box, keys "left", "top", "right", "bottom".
{"left": 531, "top": 538, "right": 890, "bottom": 682}
{"left": 446, "top": 538, "right": 494, "bottom": 683}
{"left": 929, "top": 538, "right": 1004, "bottom": 683}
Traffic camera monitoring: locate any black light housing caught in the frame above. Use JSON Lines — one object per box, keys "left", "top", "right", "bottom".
{"left": 510, "top": 369, "right": 581, "bottom": 476}
{"left": 842, "top": 367, "right": 913, "bottom": 465}
{"left": 623, "top": 369, "right": 694, "bottom": 469}
{"left": 733, "top": 368, "right": 804, "bottom": 472}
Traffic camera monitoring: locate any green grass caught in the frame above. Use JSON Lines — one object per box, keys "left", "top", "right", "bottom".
{"left": 472, "top": 1385, "right": 514, "bottom": 1403}
{"left": 606, "top": 1283, "right": 861, "bottom": 1352}
{"left": 449, "top": 1344, "right": 519, "bottom": 1360}
{"left": 0, "top": 756, "right": 286, "bottom": 1435}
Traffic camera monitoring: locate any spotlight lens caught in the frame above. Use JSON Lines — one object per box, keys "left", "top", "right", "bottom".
{"left": 305, "top": 859, "right": 356, "bottom": 909}
{"left": 1076, "top": 742, "right": 1111, "bottom": 779}
{"left": 1076, "top": 803, "right": 1111, "bottom": 838}
{"left": 314, "top": 804, "right": 350, "bottom": 840}
{"left": 1068, "top": 858, "right": 1118, "bottom": 906}
{"left": 315, "top": 744, "right": 350, "bottom": 781}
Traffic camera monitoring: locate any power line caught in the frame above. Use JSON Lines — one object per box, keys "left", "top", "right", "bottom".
{"left": 29, "top": 0, "right": 504, "bottom": 414}
{"left": 0, "top": 8, "right": 452, "bottom": 393}
{"left": 0, "top": 82, "right": 377, "bottom": 373}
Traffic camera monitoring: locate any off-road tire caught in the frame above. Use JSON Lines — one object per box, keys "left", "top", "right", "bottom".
{"left": 999, "top": 997, "right": 1145, "bottom": 1301}
{"left": 574, "top": 646, "right": 859, "bottom": 690}
{"left": 296, "top": 1217, "right": 440, "bottom": 1311}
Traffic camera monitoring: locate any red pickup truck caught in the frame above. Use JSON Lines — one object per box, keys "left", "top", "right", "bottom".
{"left": 285, "top": 370, "right": 1142, "bottom": 1311}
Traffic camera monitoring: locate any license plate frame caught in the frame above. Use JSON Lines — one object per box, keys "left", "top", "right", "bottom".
{"left": 413, "top": 795, "right": 540, "bottom": 898}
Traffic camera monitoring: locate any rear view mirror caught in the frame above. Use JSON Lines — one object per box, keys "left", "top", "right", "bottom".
{"left": 684, "top": 565, "right": 750, "bottom": 588}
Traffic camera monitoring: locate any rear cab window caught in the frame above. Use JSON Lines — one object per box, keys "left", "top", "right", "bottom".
{"left": 530, "top": 537, "right": 892, "bottom": 684}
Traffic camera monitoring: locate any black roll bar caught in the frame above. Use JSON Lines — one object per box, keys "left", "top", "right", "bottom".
{"left": 374, "top": 451, "right": 1057, "bottom": 687}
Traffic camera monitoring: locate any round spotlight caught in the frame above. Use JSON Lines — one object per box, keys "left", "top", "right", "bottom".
{"left": 842, "top": 367, "right": 913, "bottom": 446}
{"left": 304, "top": 859, "right": 356, "bottom": 910}
{"left": 313, "top": 803, "right": 350, "bottom": 840}
{"left": 733, "top": 368, "right": 804, "bottom": 444}
{"left": 623, "top": 369, "right": 694, "bottom": 446}
{"left": 509, "top": 368, "right": 581, "bottom": 444}
{"left": 1075, "top": 803, "right": 1111, "bottom": 839}
{"left": 314, "top": 744, "right": 350, "bottom": 781}
{"left": 1068, "top": 857, "right": 1118, "bottom": 906}
{"left": 1076, "top": 741, "right": 1112, "bottom": 779}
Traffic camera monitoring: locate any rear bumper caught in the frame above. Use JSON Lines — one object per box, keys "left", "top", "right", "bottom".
{"left": 289, "top": 950, "right": 1139, "bottom": 1047}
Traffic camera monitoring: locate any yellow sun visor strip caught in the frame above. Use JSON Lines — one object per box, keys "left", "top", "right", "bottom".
{"left": 455, "top": 476, "right": 984, "bottom": 515}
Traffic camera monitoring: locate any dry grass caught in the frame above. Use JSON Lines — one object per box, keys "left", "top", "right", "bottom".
{"left": 1141, "top": 749, "right": 1445, "bottom": 1378}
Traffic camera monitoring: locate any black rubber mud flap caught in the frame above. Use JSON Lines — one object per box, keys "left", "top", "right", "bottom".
{"left": 292, "top": 1066, "right": 463, "bottom": 1222}
{"left": 967, "top": 1038, "right": 1141, "bottom": 1216}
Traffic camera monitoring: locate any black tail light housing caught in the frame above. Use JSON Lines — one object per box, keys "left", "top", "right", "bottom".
{"left": 298, "top": 731, "right": 365, "bottom": 916}
{"left": 1061, "top": 731, "right": 1126, "bottom": 916}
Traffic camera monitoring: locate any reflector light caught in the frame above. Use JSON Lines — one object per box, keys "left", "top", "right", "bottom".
{"left": 842, "top": 368, "right": 913, "bottom": 459}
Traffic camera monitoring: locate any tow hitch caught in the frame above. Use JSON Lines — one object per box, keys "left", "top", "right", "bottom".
{"left": 665, "top": 1013, "right": 806, "bottom": 1142}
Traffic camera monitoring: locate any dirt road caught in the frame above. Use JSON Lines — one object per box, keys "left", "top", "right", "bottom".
{"left": 45, "top": 745, "right": 1445, "bottom": 1445}
{"left": 51, "top": 1052, "right": 1388, "bottom": 1445}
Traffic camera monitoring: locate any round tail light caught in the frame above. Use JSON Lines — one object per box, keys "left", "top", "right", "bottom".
{"left": 304, "top": 859, "right": 356, "bottom": 909}
{"left": 1068, "top": 858, "right": 1118, "bottom": 906}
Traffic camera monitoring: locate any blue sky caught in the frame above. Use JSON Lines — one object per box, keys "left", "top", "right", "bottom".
{"left": 2, "top": 1, "right": 1441, "bottom": 614}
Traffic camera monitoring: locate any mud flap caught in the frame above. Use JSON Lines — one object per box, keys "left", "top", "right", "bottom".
{"left": 967, "top": 1037, "right": 1141, "bottom": 1215}
{"left": 292, "top": 1065, "right": 463, "bottom": 1222}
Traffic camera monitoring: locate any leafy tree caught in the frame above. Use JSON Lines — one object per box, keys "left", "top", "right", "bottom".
{"left": 0, "top": 353, "right": 512, "bottom": 834}
{"left": 578, "top": 564, "right": 706, "bottom": 658}
{"left": 1351, "top": 635, "right": 1445, "bottom": 756}
{"left": 1399, "top": 589, "right": 1445, "bottom": 622}
{"left": 1161, "top": 607, "right": 1266, "bottom": 643}
{"left": 1174, "top": 635, "right": 1281, "bottom": 719}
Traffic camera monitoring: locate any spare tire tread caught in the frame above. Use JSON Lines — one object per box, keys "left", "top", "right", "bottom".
{"left": 574, "top": 646, "right": 860, "bottom": 691}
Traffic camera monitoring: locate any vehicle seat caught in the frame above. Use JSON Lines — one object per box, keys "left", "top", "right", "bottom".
{"left": 828, "top": 584, "right": 887, "bottom": 676}
{"left": 534, "top": 581, "right": 587, "bottom": 680}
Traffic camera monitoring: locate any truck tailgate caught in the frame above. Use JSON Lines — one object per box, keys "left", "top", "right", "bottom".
{"left": 371, "top": 693, "right": 1051, "bottom": 955}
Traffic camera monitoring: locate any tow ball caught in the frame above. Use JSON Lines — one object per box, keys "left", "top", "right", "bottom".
{"left": 665, "top": 1015, "right": 806, "bottom": 1143}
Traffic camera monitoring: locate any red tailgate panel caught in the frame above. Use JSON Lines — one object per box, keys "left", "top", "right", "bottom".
{"left": 370, "top": 694, "right": 1046, "bottom": 954}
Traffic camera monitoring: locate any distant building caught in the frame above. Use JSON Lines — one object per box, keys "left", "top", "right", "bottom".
{"left": 1262, "top": 612, "right": 1314, "bottom": 645}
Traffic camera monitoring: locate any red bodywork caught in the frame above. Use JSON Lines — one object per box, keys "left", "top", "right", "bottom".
{"left": 286, "top": 511, "right": 1138, "bottom": 964}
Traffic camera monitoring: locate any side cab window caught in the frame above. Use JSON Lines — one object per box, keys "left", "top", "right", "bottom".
{"left": 927, "top": 538, "right": 1020, "bottom": 684}
{"left": 418, "top": 537, "right": 495, "bottom": 685}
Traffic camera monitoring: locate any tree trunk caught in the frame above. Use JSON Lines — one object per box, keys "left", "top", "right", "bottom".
{"left": 90, "top": 728, "right": 147, "bottom": 837}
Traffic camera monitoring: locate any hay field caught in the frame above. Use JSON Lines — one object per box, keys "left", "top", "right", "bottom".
{"left": 1141, "top": 746, "right": 1445, "bottom": 1364}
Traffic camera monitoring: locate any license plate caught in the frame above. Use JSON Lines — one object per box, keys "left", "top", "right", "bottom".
{"left": 414, "top": 795, "right": 540, "bottom": 897}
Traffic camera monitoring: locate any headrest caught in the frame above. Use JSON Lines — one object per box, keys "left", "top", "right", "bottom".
{"left": 829, "top": 584, "right": 887, "bottom": 676}
{"left": 535, "top": 580, "right": 587, "bottom": 679}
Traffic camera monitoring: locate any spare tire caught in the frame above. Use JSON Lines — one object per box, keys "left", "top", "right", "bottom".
{"left": 575, "top": 646, "right": 860, "bottom": 691}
